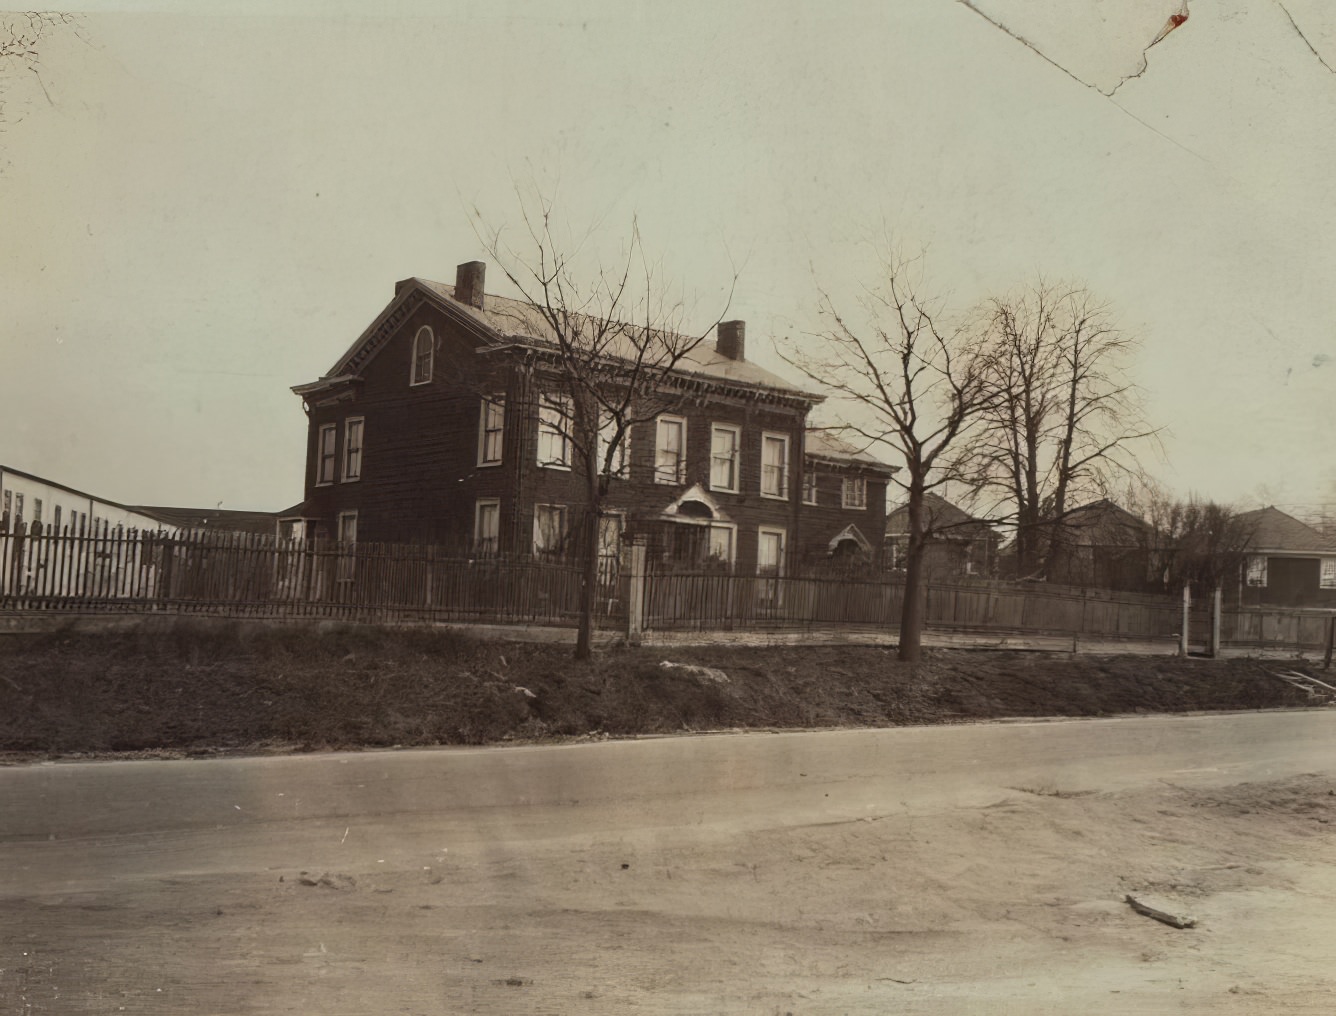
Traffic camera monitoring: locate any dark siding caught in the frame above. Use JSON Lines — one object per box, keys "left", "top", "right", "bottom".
{"left": 296, "top": 286, "right": 831, "bottom": 570}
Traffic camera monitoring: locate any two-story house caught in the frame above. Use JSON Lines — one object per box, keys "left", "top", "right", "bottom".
{"left": 291, "top": 261, "right": 893, "bottom": 576}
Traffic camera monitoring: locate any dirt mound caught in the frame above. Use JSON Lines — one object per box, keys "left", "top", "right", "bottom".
{"left": 0, "top": 622, "right": 1325, "bottom": 758}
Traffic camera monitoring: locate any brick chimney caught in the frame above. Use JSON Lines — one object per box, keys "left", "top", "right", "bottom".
{"left": 716, "top": 320, "right": 745, "bottom": 361}
{"left": 455, "top": 261, "right": 486, "bottom": 310}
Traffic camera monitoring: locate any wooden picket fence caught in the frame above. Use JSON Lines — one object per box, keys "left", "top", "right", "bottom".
{"left": 3, "top": 522, "right": 1330, "bottom": 654}
{"left": 0, "top": 523, "right": 603, "bottom": 627}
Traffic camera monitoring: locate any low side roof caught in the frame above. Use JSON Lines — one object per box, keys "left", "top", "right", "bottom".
{"left": 1237, "top": 506, "right": 1336, "bottom": 554}
{"left": 804, "top": 430, "right": 898, "bottom": 476}
{"left": 131, "top": 506, "right": 283, "bottom": 536}
{"left": 886, "top": 492, "right": 989, "bottom": 537}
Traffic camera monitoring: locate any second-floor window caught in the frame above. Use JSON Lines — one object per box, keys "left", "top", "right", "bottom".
{"left": 343, "top": 417, "right": 364, "bottom": 482}
{"left": 710, "top": 424, "right": 740, "bottom": 493}
{"left": 656, "top": 416, "right": 687, "bottom": 484}
{"left": 597, "top": 414, "right": 630, "bottom": 478}
{"left": 842, "top": 476, "right": 867, "bottom": 509}
{"left": 317, "top": 424, "right": 338, "bottom": 484}
{"left": 411, "top": 326, "right": 434, "bottom": 385}
{"left": 33, "top": 498, "right": 43, "bottom": 523}
{"left": 761, "top": 433, "right": 789, "bottom": 499}
{"left": 802, "top": 469, "right": 819, "bottom": 505}
{"left": 537, "top": 394, "right": 572, "bottom": 468}
{"left": 478, "top": 396, "right": 505, "bottom": 466}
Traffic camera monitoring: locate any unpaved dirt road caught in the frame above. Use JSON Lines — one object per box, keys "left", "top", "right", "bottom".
{"left": 4, "top": 711, "right": 1336, "bottom": 1014}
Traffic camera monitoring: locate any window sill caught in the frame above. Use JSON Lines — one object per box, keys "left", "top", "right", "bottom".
{"left": 538, "top": 463, "right": 572, "bottom": 471}
{"left": 760, "top": 492, "right": 789, "bottom": 501}
{"left": 477, "top": 460, "right": 504, "bottom": 468}
{"left": 409, "top": 379, "right": 433, "bottom": 388}
{"left": 340, "top": 477, "right": 362, "bottom": 484}
{"left": 709, "top": 485, "right": 739, "bottom": 495}
{"left": 315, "top": 481, "right": 335, "bottom": 488}
{"left": 841, "top": 504, "right": 867, "bottom": 511}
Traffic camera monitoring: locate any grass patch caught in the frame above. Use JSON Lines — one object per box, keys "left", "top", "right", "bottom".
{"left": 0, "top": 620, "right": 1324, "bottom": 758}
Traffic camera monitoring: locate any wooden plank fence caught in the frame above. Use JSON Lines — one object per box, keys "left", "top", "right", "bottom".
{"left": 641, "top": 568, "right": 1187, "bottom": 642}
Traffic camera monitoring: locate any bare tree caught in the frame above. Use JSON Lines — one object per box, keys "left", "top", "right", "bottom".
{"left": 1, "top": 12, "right": 80, "bottom": 132}
{"left": 472, "top": 195, "right": 734, "bottom": 660}
{"left": 967, "top": 280, "right": 1159, "bottom": 578}
{"left": 783, "top": 251, "right": 993, "bottom": 662}
{"left": 1123, "top": 481, "right": 1257, "bottom": 595}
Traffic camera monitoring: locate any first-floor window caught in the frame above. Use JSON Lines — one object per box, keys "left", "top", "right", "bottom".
{"left": 317, "top": 423, "right": 338, "bottom": 484}
{"left": 1, "top": 490, "right": 10, "bottom": 523}
{"left": 757, "top": 526, "right": 787, "bottom": 607}
{"left": 1246, "top": 555, "right": 1267, "bottom": 587}
{"left": 842, "top": 476, "right": 867, "bottom": 509}
{"left": 597, "top": 513, "right": 624, "bottom": 591}
{"left": 1321, "top": 557, "right": 1336, "bottom": 590}
{"left": 32, "top": 498, "right": 43, "bottom": 523}
{"left": 707, "top": 524, "right": 736, "bottom": 565}
{"left": 533, "top": 504, "right": 568, "bottom": 556}
{"left": 336, "top": 511, "right": 358, "bottom": 582}
{"left": 337, "top": 511, "right": 358, "bottom": 545}
{"left": 53, "top": 505, "right": 62, "bottom": 532}
{"left": 14, "top": 493, "right": 24, "bottom": 521}
{"left": 802, "top": 469, "right": 819, "bottom": 505}
{"left": 343, "top": 417, "right": 364, "bottom": 482}
{"left": 474, "top": 498, "right": 500, "bottom": 555}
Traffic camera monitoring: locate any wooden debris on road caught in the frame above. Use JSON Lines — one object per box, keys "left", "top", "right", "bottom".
{"left": 1125, "top": 894, "right": 1197, "bottom": 929}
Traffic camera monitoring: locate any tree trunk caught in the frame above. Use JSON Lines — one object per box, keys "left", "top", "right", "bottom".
{"left": 898, "top": 489, "right": 926, "bottom": 662}
{"left": 575, "top": 472, "right": 602, "bottom": 662}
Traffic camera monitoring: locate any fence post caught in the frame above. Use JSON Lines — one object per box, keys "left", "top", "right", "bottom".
{"left": 1179, "top": 582, "right": 1191, "bottom": 657}
{"left": 1325, "top": 615, "right": 1334, "bottom": 670}
{"left": 1209, "top": 587, "right": 1222, "bottom": 658}
{"left": 623, "top": 538, "right": 646, "bottom": 645}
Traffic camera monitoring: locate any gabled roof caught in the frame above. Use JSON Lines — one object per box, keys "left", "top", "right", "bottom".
{"left": 803, "top": 430, "right": 898, "bottom": 476}
{"left": 1237, "top": 506, "right": 1336, "bottom": 555}
{"left": 886, "top": 492, "right": 992, "bottom": 538}
{"left": 302, "top": 277, "right": 822, "bottom": 405}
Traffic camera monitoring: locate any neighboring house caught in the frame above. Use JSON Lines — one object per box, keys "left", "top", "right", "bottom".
{"left": 0, "top": 464, "right": 173, "bottom": 536}
{"left": 1043, "top": 498, "right": 1155, "bottom": 591}
{"left": 290, "top": 260, "right": 895, "bottom": 575}
{"left": 799, "top": 430, "right": 896, "bottom": 567}
{"left": 1236, "top": 506, "right": 1336, "bottom": 607}
{"left": 885, "top": 492, "right": 999, "bottom": 579}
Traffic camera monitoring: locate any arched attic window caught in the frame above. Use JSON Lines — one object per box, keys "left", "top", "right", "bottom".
{"left": 410, "top": 326, "right": 434, "bottom": 386}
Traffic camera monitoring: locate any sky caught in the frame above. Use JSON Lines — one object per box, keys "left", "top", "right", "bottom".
{"left": 2, "top": 0, "right": 1334, "bottom": 517}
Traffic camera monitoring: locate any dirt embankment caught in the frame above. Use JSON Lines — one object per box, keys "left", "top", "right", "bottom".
{"left": 0, "top": 622, "right": 1326, "bottom": 758}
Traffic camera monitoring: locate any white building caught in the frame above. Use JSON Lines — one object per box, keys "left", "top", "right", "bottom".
{"left": 0, "top": 465, "right": 174, "bottom": 536}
